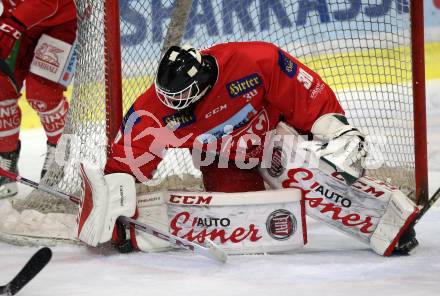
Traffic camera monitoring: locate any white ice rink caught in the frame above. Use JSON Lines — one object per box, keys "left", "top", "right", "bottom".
{"left": 1, "top": 80, "right": 439, "bottom": 296}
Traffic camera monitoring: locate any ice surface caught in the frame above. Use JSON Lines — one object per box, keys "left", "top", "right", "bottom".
{"left": 0, "top": 80, "right": 439, "bottom": 295}
{"left": 0, "top": 212, "right": 439, "bottom": 296}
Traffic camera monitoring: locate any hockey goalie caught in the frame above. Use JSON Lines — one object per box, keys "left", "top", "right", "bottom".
{"left": 76, "top": 42, "right": 419, "bottom": 256}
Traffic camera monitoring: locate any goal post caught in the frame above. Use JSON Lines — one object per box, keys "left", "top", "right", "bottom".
{"left": 410, "top": 0, "right": 428, "bottom": 205}
{"left": 101, "top": 0, "right": 428, "bottom": 204}
{"left": 0, "top": 0, "right": 429, "bottom": 245}
{"left": 104, "top": 0, "right": 123, "bottom": 154}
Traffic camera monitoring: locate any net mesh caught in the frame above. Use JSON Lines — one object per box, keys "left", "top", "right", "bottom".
{"left": 2, "top": 0, "right": 417, "bottom": 243}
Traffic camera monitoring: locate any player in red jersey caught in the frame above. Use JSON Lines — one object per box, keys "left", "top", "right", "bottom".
{"left": 0, "top": 0, "right": 77, "bottom": 198}
{"left": 77, "top": 42, "right": 418, "bottom": 256}
{"left": 105, "top": 42, "right": 350, "bottom": 190}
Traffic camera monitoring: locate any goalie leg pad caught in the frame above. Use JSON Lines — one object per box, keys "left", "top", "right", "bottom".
{"left": 260, "top": 122, "right": 419, "bottom": 256}
{"left": 370, "top": 192, "right": 419, "bottom": 256}
{"left": 130, "top": 192, "right": 171, "bottom": 252}
{"left": 167, "top": 189, "right": 306, "bottom": 254}
{"left": 131, "top": 189, "right": 307, "bottom": 254}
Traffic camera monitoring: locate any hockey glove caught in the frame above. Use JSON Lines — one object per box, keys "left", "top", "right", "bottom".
{"left": 309, "top": 113, "right": 367, "bottom": 184}
{"left": 0, "top": 17, "right": 26, "bottom": 60}
{"left": 76, "top": 163, "right": 136, "bottom": 247}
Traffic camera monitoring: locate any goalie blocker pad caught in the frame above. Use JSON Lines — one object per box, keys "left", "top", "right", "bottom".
{"left": 259, "top": 122, "right": 419, "bottom": 256}
{"left": 133, "top": 189, "right": 307, "bottom": 254}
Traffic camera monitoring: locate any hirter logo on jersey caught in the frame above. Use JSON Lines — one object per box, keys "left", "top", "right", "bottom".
{"left": 277, "top": 50, "right": 298, "bottom": 78}
{"left": 163, "top": 110, "right": 196, "bottom": 130}
{"left": 226, "top": 73, "right": 262, "bottom": 98}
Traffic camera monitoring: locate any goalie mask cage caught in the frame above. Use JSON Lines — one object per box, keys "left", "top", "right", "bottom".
{"left": 0, "top": 0, "right": 427, "bottom": 245}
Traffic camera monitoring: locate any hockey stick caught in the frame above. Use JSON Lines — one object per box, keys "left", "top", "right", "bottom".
{"left": 392, "top": 188, "right": 440, "bottom": 254}
{"left": 414, "top": 187, "right": 440, "bottom": 225}
{"left": 118, "top": 216, "right": 227, "bottom": 263}
{"left": 0, "top": 59, "right": 19, "bottom": 95}
{"left": 0, "top": 168, "right": 227, "bottom": 263}
{"left": 0, "top": 247, "right": 52, "bottom": 296}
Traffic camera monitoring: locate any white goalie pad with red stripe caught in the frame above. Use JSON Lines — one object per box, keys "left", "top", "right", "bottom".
{"left": 259, "top": 122, "right": 419, "bottom": 256}
{"left": 135, "top": 188, "right": 307, "bottom": 254}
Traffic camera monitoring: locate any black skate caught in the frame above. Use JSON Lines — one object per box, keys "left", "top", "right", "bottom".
{"left": 393, "top": 225, "right": 418, "bottom": 255}
{"left": 0, "top": 141, "right": 20, "bottom": 198}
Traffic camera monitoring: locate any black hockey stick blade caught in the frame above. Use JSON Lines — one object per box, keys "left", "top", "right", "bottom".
{"left": 393, "top": 188, "right": 440, "bottom": 255}
{"left": 0, "top": 59, "right": 19, "bottom": 95}
{"left": 0, "top": 247, "right": 52, "bottom": 295}
{"left": 415, "top": 187, "right": 440, "bottom": 225}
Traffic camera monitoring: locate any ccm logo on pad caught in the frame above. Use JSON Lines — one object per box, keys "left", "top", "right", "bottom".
{"left": 169, "top": 194, "right": 212, "bottom": 205}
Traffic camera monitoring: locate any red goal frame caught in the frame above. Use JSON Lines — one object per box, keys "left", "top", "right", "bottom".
{"left": 102, "top": 0, "right": 428, "bottom": 205}
{"left": 411, "top": 0, "right": 428, "bottom": 205}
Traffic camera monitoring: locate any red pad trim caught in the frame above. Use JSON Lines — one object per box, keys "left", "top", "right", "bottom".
{"left": 300, "top": 189, "right": 308, "bottom": 245}
{"left": 77, "top": 164, "right": 94, "bottom": 236}
{"left": 129, "top": 208, "right": 140, "bottom": 250}
{"left": 383, "top": 207, "right": 420, "bottom": 256}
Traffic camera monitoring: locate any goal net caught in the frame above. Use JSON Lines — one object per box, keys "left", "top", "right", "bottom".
{"left": 0, "top": 0, "right": 427, "bottom": 245}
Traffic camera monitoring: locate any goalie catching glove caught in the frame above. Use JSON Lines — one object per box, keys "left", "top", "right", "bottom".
{"left": 309, "top": 113, "right": 367, "bottom": 184}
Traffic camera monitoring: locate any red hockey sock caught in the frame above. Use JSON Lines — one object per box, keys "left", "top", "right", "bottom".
{"left": 0, "top": 99, "right": 21, "bottom": 152}
{"left": 34, "top": 98, "right": 69, "bottom": 144}
{"left": 26, "top": 74, "right": 69, "bottom": 145}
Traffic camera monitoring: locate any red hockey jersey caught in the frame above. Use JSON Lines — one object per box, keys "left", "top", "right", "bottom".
{"left": 1, "top": 0, "right": 76, "bottom": 28}
{"left": 105, "top": 42, "right": 344, "bottom": 181}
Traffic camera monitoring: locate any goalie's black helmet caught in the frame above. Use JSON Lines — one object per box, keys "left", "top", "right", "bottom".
{"left": 155, "top": 45, "right": 217, "bottom": 110}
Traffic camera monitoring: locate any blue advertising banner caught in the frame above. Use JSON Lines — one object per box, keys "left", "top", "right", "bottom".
{"left": 425, "top": 0, "right": 440, "bottom": 41}
{"left": 119, "top": 0, "right": 423, "bottom": 48}
{"left": 115, "top": 1, "right": 439, "bottom": 79}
